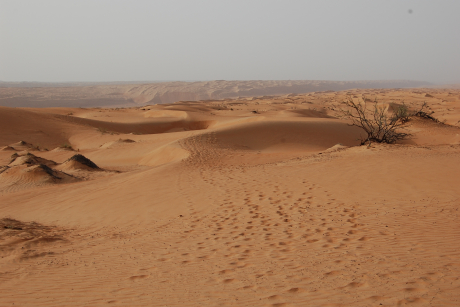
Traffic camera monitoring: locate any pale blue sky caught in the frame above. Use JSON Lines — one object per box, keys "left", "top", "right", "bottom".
{"left": 0, "top": 0, "right": 459, "bottom": 83}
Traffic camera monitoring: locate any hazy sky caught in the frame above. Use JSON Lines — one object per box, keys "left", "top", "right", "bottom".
{"left": 1, "top": 0, "right": 459, "bottom": 83}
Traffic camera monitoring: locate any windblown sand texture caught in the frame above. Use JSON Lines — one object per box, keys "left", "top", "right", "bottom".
{"left": 1, "top": 87, "right": 459, "bottom": 306}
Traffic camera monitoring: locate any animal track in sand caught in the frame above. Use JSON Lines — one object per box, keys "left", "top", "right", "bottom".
{"left": 324, "top": 270, "right": 343, "bottom": 277}
{"left": 342, "top": 281, "right": 369, "bottom": 289}
{"left": 397, "top": 298, "right": 429, "bottom": 305}
{"left": 403, "top": 287, "right": 426, "bottom": 293}
{"left": 268, "top": 295, "right": 283, "bottom": 300}
{"left": 129, "top": 275, "right": 149, "bottom": 281}
{"left": 222, "top": 278, "right": 236, "bottom": 284}
{"left": 286, "top": 287, "right": 306, "bottom": 294}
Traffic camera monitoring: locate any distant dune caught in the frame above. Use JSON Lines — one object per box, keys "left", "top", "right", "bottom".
{"left": 0, "top": 80, "right": 431, "bottom": 108}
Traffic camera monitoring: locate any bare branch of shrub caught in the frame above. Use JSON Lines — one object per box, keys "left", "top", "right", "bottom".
{"left": 339, "top": 96, "right": 410, "bottom": 145}
{"left": 412, "top": 102, "right": 438, "bottom": 122}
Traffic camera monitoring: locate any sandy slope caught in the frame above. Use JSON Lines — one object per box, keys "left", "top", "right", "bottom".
{"left": 0, "top": 87, "right": 459, "bottom": 306}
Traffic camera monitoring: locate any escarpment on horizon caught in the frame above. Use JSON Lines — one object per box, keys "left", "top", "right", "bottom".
{"left": 0, "top": 80, "right": 432, "bottom": 108}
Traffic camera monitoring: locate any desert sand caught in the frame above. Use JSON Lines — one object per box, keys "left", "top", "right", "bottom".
{"left": 0, "top": 87, "right": 459, "bottom": 306}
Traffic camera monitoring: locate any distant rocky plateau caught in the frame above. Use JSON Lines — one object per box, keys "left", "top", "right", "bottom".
{"left": 0, "top": 80, "right": 432, "bottom": 108}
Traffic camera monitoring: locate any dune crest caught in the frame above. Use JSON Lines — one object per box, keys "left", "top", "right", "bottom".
{"left": 56, "top": 154, "right": 101, "bottom": 172}
{"left": 9, "top": 152, "right": 57, "bottom": 167}
{"left": 0, "top": 158, "right": 78, "bottom": 192}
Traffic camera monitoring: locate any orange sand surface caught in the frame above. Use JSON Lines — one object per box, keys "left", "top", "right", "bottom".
{"left": 0, "top": 88, "right": 459, "bottom": 306}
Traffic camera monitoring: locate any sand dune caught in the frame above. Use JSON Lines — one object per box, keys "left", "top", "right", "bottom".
{"left": 0, "top": 152, "right": 109, "bottom": 193}
{"left": 100, "top": 138, "right": 136, "bottom": 149}
{"left": 9, "top": 152, "right": 57, "bottom": 167}
{"left": 55, "top": 154, "right": 101, "bottom": 172}
{"left": 211, "top": 120, "right": 362, "bottom": 152}
{"left": 0, "top": 107, "right": 92, "bottom": 150}
{"left": 0, "top": 146, "right": 16, "bottom": 151}
{"left": 0, "top": 87, "right": 459, "bottom": 306}
{"left": 0, "top": 157, "right": 78, "bottom": 192}
{"left": 138, "top": 143, "right": 189, "bottom": 167}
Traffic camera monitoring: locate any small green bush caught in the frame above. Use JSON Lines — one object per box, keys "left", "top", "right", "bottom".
{"left": 60, "top": 143, "right": 74, "bottom": 150}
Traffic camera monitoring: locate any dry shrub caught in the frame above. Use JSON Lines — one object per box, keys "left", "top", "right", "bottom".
{"left": 340, "top": 96, "right": 432, "bottom": 145}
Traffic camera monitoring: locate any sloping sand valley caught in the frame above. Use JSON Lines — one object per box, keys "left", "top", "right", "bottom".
{"left": 0, "top": 87, "right": 459, "bottom": 306}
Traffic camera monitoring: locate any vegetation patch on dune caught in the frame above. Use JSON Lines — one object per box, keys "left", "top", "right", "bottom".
{"left": 340, "top": 97, "right": 437, "bottom": 145}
